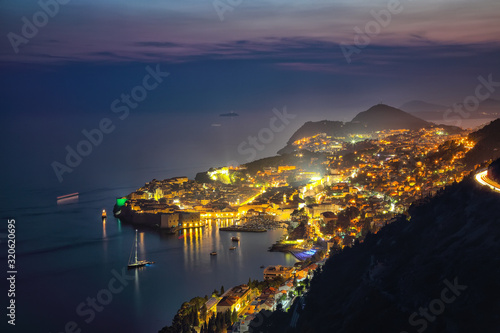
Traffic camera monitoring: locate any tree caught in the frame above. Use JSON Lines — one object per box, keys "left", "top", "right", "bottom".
{"left": 200, "top": 304, "right": 207, "bottom": 324}
{"left": 276, "top": 302, "right": 283, "bottom": 312}
{"left": 304, "top": 277, "right": 310, "bottom": 289}
{"left": 208, "top": 314, "right": 216, "bottom": 332}
{"left": 305, "top": 196, "right": 316, "bottom": 205}
{"left": 231, "top": 309, "right": 238, "bottom": 323}
{"left": 220, "top": 285, "right": 225, "bottom": 295}
{"left": 193, "top": 305, "right": 200, "bottom": 327}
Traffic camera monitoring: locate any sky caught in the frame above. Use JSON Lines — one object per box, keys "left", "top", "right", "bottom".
{"left": 1, "top": 0, "right": 500, "bottom": 193}
{"left": 1, "top": 0, "right": 500, "bottom": 110}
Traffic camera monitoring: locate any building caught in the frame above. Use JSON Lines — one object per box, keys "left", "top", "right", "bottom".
{"left": 263, "top": 265, "right": 294, "bottom": 280}
{"left": 205, "top": 297, "right": 220, "bottom": 318}
{"left": 306, "top": 203, "right": 341, "bottom": 218}
{"left": 321, "top": 211, "right": 338, "bottom": 224}
{"left": 217, "top": 296, "right": 239, "bottom": 314}
{"left": 160, "top": 213, "right": 179, "bottom": 228}
{"left": 179, "top": 211, "right": 201, "bottom": 228}
{"left": 216, "top": 284, "right": 253, "bottom": 314}
{"left": 159, "top": 211, "right": 202, "bottom": 229}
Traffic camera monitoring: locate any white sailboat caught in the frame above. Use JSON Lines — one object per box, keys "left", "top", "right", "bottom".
{"left": 128, "top": 229, "right": 154, "bottom": 269}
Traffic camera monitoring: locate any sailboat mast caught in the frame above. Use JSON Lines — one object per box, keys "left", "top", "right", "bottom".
{"left": 134, "top": 229, "right": 138, "bottom": 263}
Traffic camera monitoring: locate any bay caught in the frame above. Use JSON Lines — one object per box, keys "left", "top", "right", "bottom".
{"left": 1, "top": 187, "right": 296, "bottom": 333}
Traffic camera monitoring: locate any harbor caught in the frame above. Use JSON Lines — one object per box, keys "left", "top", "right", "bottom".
{"left": 10, "top": 185, "right": 297, "bottom": 333}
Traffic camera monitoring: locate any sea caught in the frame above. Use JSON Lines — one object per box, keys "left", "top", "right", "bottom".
{"left": 0, "top": 113, "right": 301, "bottom": 333}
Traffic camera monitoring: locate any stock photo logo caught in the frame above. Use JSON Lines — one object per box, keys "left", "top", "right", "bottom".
{"left": 401, "top": 277, "right": 467, "bottom": 333}
{"left": 7, "top": 0, "right": 71, "bottom": 54}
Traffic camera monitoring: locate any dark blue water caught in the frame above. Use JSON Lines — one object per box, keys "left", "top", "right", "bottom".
{"left": 0, "top": 103, "right": 305, "bottom": 333}
{"left": 0, "top": 185, "right": 295, "bottom": 333}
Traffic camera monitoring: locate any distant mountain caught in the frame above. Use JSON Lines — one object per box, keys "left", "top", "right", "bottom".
{"left": 463, "top": 118, "right": 500, "bottom": 167}
{"left": 351, "top": 103, "right": 430, "bottom": 131}
{"left": 400, "top": 99, "right": 500, "bottom": 121}
{"left": 477, "top": 98, "right": 500, "bottom": 117}
{"left": 399, "top": 100, "right": 448, "bottom": 120}
{"left": 252, "top": 170, "right": 500, "bottom": 332}
{"left": 278, "top": 104, "right": 459, "bottom": 154}
{"left": 400, "top": 100, "right": 448, "bottom": 113}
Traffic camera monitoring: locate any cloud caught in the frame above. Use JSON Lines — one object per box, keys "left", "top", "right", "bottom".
{"left": 0, "top": 0, "right": 499, "bottom": 65}
{"left": 134, "top": 41, "right": 182, "bottom": 48}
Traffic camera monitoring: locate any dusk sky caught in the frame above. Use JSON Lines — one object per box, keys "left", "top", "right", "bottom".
{"left": 1, "top": 0, "right": 500, "bottom": 193}
{"left": 2, "top": 0, "right": 500, "bottom": 108}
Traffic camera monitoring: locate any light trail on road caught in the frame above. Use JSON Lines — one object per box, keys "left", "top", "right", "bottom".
{"left": 475, "top": 170, "right": 500, "bottom": 192}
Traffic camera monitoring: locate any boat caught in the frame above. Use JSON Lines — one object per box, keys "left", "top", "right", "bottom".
{"left": 229, "top": 246, "right": 236, "bottom": 250}
{"left": 102, "top": 209, "right": 107, "bottom": 219}
{"left": 128, "top": 230, "right": 154, "bottom": 269}
{"left": 57, "top": 192, "right": 79, "bottom": 205}
{"left": 231, "top": 236, "right": 240, "bottom": 242}
{"left": 210, "top": 252, "right": 218, "bottom": 256}
{"left": 260, "top": 265, "right": 265, "bottom": 268}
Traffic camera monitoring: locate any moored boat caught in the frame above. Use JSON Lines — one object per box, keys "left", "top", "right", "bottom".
{"left": 128, "top": 230, "right": 154, "bottom": 269}
{"left": 231, "top": 236, "right": 240, "bottom": 242}
{"left": 229, "top": 246, "right": 236, "bottom": 250}
{"left": 210, "top": 252, "right": 217, "bottom": 256}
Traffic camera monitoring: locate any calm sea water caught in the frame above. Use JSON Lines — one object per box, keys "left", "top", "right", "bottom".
{"left": 0, "top": 186, "right": 296, "bottom": 333}
{"left": 0, "top": 108, "right": 302, "bottom": 333}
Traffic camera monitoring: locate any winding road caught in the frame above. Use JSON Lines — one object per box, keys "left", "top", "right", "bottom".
{"left": 475, "top": 169, "right": 500, "bottom": 192}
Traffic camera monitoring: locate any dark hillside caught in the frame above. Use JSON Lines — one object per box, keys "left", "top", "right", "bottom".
{"left": 253, "top": 164, "right": 500, "bottom": 333}
{"left": 464, "top": 118, "right": 500, "bottom": 167}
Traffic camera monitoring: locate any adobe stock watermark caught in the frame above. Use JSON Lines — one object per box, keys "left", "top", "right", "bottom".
{"left": 400, "top": 277, "right": 467, "bottom": 333}
{"left": 443, "top": 74, "right": 500, "bottom": 127}
{"left": 227, "top": 106, "right": 295, "bottom": 165}
{"left": 340, "top": 0, "right": 406, "bottom": 64}
{"left": 51, "top": 64, "right": 169, "bottom": 183}
{"left": 50, "top": 268, "right": 135, "bottom": 333}
{"left": 7, "top": 0, "right": 70, "bottom": 54}
{"left": 248, "top": 309, "right": 273, "bottom": 331}
{"left": 212, "top": 0, "right": 243, "bottom": 21}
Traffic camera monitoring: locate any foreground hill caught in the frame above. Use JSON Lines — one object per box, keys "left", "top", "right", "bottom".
{"left": 463, "top": 118, "right": 500, "bottom": 167}
{"left": 284, "top": 120, "right": 348, "bottom": 147}
{"left": 253, "top": 166, "right": 500, "bottom": 333}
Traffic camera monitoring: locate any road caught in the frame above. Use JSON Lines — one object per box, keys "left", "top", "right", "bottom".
{"left": 475, "top": 169, "right": 500, "bottom": 192}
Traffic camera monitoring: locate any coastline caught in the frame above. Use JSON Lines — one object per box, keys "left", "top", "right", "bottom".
{"left": 219, "top": 226, "right": 267, "bottom": 232}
